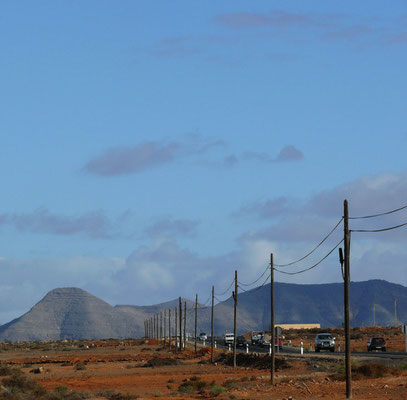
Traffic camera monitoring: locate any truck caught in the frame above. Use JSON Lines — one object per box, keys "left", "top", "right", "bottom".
{"left": 223, "top": 333, "right": 235, "bottom": 346}
{"left": 251, "top": 331, "right": 263, "bottom": 345}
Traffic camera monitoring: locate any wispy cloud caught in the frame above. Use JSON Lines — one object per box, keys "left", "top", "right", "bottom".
{"left": 224, "top": 145, "right": 304, "bottom": 166}
{"left": 237, "top": 172, "right": 407, "bottom": 243}
{"left": 234, "top": 196, "right": 294, "bottom": 219}
{"left": 153, "top": 36, "right": 201, "bottom": 57}
{"left": 84, "top": 134, "right": 225, "bottom": 177}
{"left": 213, "top": 9, "right": 407, "bottom": 47}
{"left": 213, "top": 10, "right": 340, "bottom": 30}
{"left": 0, "top": 208, "right": 120, "bottom": 239}
{"left": 144, "top": 217, "right": 199, "bottom": 239}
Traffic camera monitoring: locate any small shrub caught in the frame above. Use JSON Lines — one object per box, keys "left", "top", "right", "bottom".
{"left": 210, "top": 384, "right": 226, "bottom": 397}
{"left": 145, "top": 357, "right": 180, "bottom": 368}
{"left": 0, "top": 364, "right": 15, "bottom": 376}
{"left": 178, "top": 377, "right": 210, "bottom": 394}
{"left": 74, "top": 362, "right": 87, "bottom": 371}
{"left": 223, "top": 378, "right": 239, "bottom": 389}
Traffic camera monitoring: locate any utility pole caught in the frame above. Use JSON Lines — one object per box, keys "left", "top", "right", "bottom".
{"left": 179, "top": 297, "right": 182, "bottom": 352}
{"left": 270, "top": 253, "right": 275, "bottom": 385}
{"left": 175, "top": 307, "right": 178, "bottom": 351}
{"left": 160, "top": 311, "right": 163, "bottom": 341}
{"left": 164, "top": 310, "right": 167, "bottom": 344}
{"left": 211, "top": 285, "right": 215, "bottom": 363}
{"left": 195, "top": 294, "right": 198, "bottom": 354}
{"left": 233, "top": 270, "right": 238, "bottom": 368}
{"left": 184, "top": 301, "right": 187, "bottom": 349}
{"left": 394, "top": 299, "right": 398, "bottom": 326}
{"left": 344, "top": 199, "right": 352, "bottom": 398}
{"left": 168, "top": 309, "right": 171, "bottom": 350}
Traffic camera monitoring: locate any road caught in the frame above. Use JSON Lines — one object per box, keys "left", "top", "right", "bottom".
{"left": 196, "top": 339, "right": 407, "bottom": 361}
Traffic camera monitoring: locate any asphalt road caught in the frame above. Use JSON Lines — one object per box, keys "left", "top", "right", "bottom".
{"left": 196, "top": 340, "right": 407, "bottom": 361}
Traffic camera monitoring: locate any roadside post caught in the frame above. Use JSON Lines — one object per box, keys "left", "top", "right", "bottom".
{"left": 246, "top": 343, "right": 249, "bottom": 353}
{"left": 269, "top": 343, "right": 272, "bottom": 356}
{"left": 300, "top": 341, "right": 303, "bottom": 355}
{"left": 402, "top": 324, "right": 407, "bottom": 352}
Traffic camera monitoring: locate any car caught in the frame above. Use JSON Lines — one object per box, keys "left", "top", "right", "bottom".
{"left": 315, "top": 333, "right": 335, "bottom": 352}
{"left": 223, "top": 333, "right": 235, "bottom": 346}
{"left": 367, "top": 337, "right": 386, "bottom": 352}
{"left": 199, "top": 332, "right": 207, "bottom": 341}
{"left": 236, "top": 335, "right": 247, "bottom": 348}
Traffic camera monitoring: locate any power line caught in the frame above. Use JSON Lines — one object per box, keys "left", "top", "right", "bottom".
{"left": 349, "top": 204, "right": 407, "bottom": 220}
{"left": 274, "top": 217, "right": 343, "bottom": 267}
{"left": 215, "top": 277, "right": 235, "bottom": 296}
{"left": 275, "top": 238, "right": 344, "bottom": 275}
{"left": 238, "top": 263, "right": 270, "bottom": 287}
{"left": 351, "top": 221, "right": 407, "bottom": 233}
{"left": 238, "top": 272, "right": 271, "bottom": 294}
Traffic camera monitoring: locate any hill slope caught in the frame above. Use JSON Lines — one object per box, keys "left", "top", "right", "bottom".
{"left": 0, "top": 280, "right": 406, "bottom": 341}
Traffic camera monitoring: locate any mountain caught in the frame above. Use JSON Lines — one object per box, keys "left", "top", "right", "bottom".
{"left": 0, "top": 280, "right": 406, "bottom": 342}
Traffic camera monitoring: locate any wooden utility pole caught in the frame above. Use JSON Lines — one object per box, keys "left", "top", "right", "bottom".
{"left": 184, "top": 300, "right": 187, "bottom": 349}
{"left": 175, "top": 307, "right": 178, "bottom": 351}
{"left": 211, "top": 285, "right": 215, "bottom": 363}
{"left": 179, "top": 297, "right": 182, "bottom": 351}
{"left": 164, "top": 310, "right": 167, "bottom": 344}
{"left": 168, "top": 308, "right": 171, "bottom": 349}
{"left": 160, "top": 312, "right": 163, "bottom": 341}
{"left": 270, "top": 253, "right": 275, "bottom": 385}
{"left": 344, "top": 199, "right": 352, "bottom": 398}
{"left": 195, "top": 294, "right": 198, "bottom": 354}
{"left": 233, "top": 270, "right": 238, "bottom": 368}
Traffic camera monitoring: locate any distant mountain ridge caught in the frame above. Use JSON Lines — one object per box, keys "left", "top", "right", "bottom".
{"left": 0, "top": 280, "right": 406, "bottom": 342}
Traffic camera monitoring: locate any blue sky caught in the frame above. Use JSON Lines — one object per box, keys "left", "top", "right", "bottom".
{"left": 1, "top": 1, "right": 407, "bottom": 323}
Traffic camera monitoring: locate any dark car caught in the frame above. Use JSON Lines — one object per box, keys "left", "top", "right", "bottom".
{"left": 367, "top": 337, "right": 386, "bottom": 352}
{"left": 236, "top": 335, "right": 247, "bottom": 348}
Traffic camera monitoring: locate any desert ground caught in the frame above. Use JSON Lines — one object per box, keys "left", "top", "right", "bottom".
{"left": 0, "top": 327, "right": 406, "bottom": 400}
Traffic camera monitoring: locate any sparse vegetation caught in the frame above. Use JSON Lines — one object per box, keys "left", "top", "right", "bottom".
{"left": 145, "top": 357, "right": 180, "bottom": 368}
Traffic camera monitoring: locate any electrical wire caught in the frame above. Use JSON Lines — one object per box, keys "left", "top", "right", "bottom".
{"left": 214, "top": 295, "right": 227, "bottom": 303}
{"left": 351, "top": 221, "right": 407, "bottom": 233}
{"left": 238, "top": 272, "right": 271, "bottom": 294}
{"left": 215, "top": 278, "right": 235, "bottom": 296}
{"left": 238, "top": 263, "right": 270, "bottom": 287}
{"left": 275, "top": 238, "right": 344, "bottom": 275}
{"left": 274, "top": 217, "right": 343, "bottom": 267}
{"left": 349, "top": 204, "right": 407, "bottom": 220}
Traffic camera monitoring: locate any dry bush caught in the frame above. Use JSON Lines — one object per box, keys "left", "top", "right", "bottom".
{"left": 330, "top": 362, "right": 395, "bottom": 381}
{"left": 216, "top": 353, "right": 290, "bottom": 370}
{"left": 145, "top": 357, "right": 181, "bottom": 368}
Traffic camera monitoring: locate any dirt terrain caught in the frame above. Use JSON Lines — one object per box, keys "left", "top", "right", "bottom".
{"left": 0, "top": 327, "right": 406, "bottom": 399}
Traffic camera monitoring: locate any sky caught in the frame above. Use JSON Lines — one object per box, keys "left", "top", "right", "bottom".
{"left": 1, "top": 0, "right": 407, "bottom": 324}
